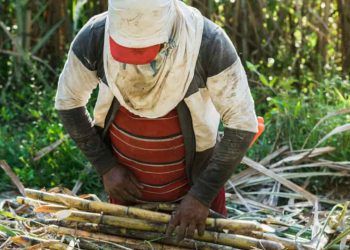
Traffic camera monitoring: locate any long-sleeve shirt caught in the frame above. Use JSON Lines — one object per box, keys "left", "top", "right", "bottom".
{"left": 55, "top": 12, "right": 258, "bottom": 206}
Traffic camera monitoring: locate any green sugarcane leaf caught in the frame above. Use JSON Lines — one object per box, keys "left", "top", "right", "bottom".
{"left": 0, "top": 210, "right": 25, "bottom": 221}
{"left": 324, "top": 227, "right": 350, "bottom": 250}
{"left": 0, "top": 224, "right": 17, "bottom": 237}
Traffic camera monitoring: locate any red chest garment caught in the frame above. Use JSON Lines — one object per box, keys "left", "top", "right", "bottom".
{"left": 109, "top": 106, "right": 189, "bottom": 202}
{"left": 108, "top": 106, "right": 227, "bottom": 216}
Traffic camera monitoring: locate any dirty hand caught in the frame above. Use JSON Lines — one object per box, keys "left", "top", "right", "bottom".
{"left": 102, "top": 164, "right": 143, "bottom": 202}
{"left": 166, "top": 193, "right": 209, "bottom": 242}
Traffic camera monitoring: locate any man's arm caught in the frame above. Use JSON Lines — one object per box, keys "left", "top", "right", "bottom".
{"left": 55, "top": 46, "right": 118, "bottom": 175}
{"left": 167, "top": 24, "right": 258, "bottom": 240}
{"left": 188, "top": 23, "right": 258, "bottom": 206}
{"left": 55, "top": 21, "right": 143, "bottom": 201}
{"left": 189, "top": 57, "right": 258, "bottom": 206}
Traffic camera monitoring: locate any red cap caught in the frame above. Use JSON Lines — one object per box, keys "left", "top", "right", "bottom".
{"left": 109, "top": 36, "right": 161, "bottom": 65}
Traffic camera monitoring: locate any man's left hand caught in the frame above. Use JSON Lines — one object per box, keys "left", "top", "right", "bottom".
{"left": 166, "top": 193, "right": 209, "bottom": 242}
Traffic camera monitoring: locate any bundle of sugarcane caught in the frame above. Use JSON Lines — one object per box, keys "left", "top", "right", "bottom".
{"left": 0, "top": 188, "right": 312, "bottom": 250}
{"left": 0, "top": 189, "right": 349, "bottom": 249}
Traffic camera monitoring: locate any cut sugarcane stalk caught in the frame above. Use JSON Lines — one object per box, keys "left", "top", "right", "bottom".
{"left": 46, "top": 225, "right": 190, "bottom": 250}
{"left": 23, "top": 189, "right": 275, "bottom": 234}
{"left": 51, "top": 209, "right": 283, "bottom": 249}
{"left": 47, "top": 220, "right": 237, "bottom": 250}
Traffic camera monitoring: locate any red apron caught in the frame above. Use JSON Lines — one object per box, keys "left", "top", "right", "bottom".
{"left": 109, "top": 106, "right": 227, "bottom": 216}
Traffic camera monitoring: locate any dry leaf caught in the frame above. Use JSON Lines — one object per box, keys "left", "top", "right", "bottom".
{"left": 55, "top": 210, "right": 73, "bottom": 220}
{"left": 302, "top": 108, "right": 350, "bottom": 149}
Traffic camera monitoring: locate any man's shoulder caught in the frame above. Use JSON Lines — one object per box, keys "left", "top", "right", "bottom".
{"left": 77, "top": 12, "right": 107, "bottom": 40}
{"left": 202, "top": 17, "right": 221, "bottom": 41}
{"left": 199, "top": 18, "right": 238, "bottom": 78}
{"left": 71, "top": 12, "right": 107, "bottom": 71}
{"left": 201, "top": 17, "right": 233, "bottom": 51}
{"left": 86, "top": 12, "right": 107, "bottom": 31}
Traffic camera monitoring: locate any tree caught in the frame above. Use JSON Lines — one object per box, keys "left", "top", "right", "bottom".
{"left": 337, "top": 0, "right": 350, "bottom": 75}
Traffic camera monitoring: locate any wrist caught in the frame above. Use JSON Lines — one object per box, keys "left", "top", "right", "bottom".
{"left": 188, "top": 178, "right": 220, "bottom": 207}
{"left": 94, "top": 154, "right": 119, "bottom": 176}
{"left": 102, "top": 163, "right": 124, "bottom": 179}
{"left": 186, "top": 191, "right": 210, "bottom": 208}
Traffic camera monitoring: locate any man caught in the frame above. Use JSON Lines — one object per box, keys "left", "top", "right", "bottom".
{"left": 55, "top": 0, "right": 258, "bottom": 242}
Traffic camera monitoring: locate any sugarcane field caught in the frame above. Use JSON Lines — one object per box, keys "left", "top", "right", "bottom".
{"left": 1, "top": 0, "right": 350, "bottom": 249}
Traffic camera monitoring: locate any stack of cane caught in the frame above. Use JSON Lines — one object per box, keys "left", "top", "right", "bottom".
{"left": 12, "top": 188, "right": 305, "bottom": 250}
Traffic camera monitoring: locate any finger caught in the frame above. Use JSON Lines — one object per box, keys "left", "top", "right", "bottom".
{"left": 109, "top": 188, "right": 124, "bottom": 201}
{"left": 125, "top": 189, "right": 144, "bottom": 203}
{"left": 116, "top": 189, "right": 130, "bottom": 202}
{"left": 126, "top": 181, "right": 142, "bottom": 198}
{"left": 129, "top": 174, "right": 144, "bottom": 189}
{"left": 186, "top": 223, "right": 196, "bottom": 239}
{"left": 166, "top": 212, "right": 179, "bottom": 236}
{"left": 176, "top": 221, "right": 188, "bottom": 242}
{"left": 122, "top": 189, "right": 141, "bottom": 202}
{"left": 197, "top": 223, "right": 206, "bottom": 237}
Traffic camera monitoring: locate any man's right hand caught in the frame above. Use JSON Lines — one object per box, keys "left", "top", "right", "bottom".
{"left": 102, "top": 165, "right": 143, "bottom": 202}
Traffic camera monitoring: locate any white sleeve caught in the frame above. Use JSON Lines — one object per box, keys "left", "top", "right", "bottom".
{"left": 206, "top": 58, "right": 258, "bottom": 133}
{"left": 55, "top": 50, "right": 99, "bottom": 110}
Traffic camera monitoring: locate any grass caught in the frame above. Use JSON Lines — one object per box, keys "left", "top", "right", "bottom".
{"left": 0, "top": 24, "right": 349, "bottom": 195}
{"left": 248, "top": 71, "right": 350, "bottom": 161}
{"left": 0, "top": 65, "right": 349, "bottom": 196}
{"left": 1, "top": 0, "right": 349, "bottom": 198}
{"left": 0, "top": 79, "right": 102, "bottom": 194}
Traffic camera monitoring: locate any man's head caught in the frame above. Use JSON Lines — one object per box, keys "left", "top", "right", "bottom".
{"left": 108, "top": 0, "right": 176, "bottom": 64}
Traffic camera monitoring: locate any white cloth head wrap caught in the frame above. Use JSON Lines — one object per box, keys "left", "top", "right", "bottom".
{"left": 108, "top": 0, "right": 176, "bottom": 48}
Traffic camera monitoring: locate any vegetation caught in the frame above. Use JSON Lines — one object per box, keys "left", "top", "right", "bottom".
{"left": 0, "top": 0, "right": 349, "bottom": 196}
